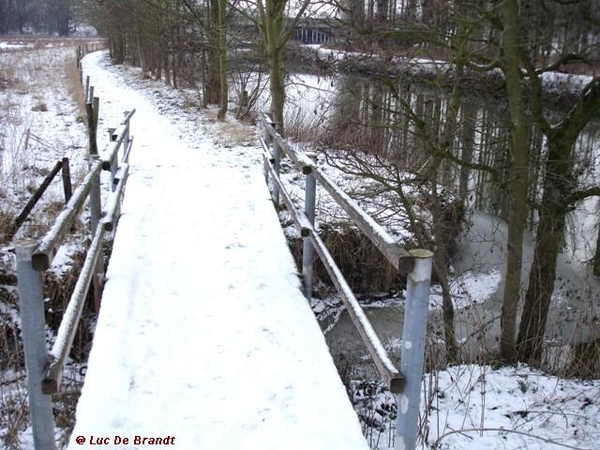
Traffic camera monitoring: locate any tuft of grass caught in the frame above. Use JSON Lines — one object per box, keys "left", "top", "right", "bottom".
{"left": 31, "top": 102, "right": 48, "bottom": 112}
{"left": 66, "top": 56, "right": 86, "bottom": 119}
{"left": 0, "top": 376, "right": 29, "bottom": 450}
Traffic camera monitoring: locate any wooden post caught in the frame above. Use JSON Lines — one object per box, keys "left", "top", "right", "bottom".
{"left": 85, "top": 91, "right": 102, "bottom": 311}
{"left": 61, "top": 157, "right": 72, "bottom": 202}
{"left": 12, "top": 160, "right": 64, "bottom": 236}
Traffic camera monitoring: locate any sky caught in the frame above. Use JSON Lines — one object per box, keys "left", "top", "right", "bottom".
{"left": 3, "top": 43, "right": 599, "bottom": 450}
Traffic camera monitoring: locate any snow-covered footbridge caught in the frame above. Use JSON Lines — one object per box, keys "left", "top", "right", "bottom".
{"left": 56, "top": 52, "right": 370, "bottom": 449}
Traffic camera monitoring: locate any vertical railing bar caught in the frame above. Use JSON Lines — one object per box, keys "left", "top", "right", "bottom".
{"left": 302, "top": 157, "right": 316, "bottom": 299}
{"left": 61, "top": 157, "right": 72, "bottom": 202}
{"left": 122, "top": 135, "right": 134, "bottom": 166}
{"left": 89, "top": 160, "right": 102, "bottom": 312}
{"left": 16, "top": 241, "right": 57, "bottom": 450}
{"left": 87, "top": 95, "right": 102, "bottom": 311}
{"left": 85, "top": 76, "right": 90, "bottom": 103}
{"left": 272, "top": 123, "right": 282, "bottom": 208}
{"left": 92, "top": 97, "right": 100, "bottom": 147}
{"left": 395, "top": 249, "right": 433, "bottom": 450}
{"left": 262, "top": 117, "right": 272, "bottom": 185}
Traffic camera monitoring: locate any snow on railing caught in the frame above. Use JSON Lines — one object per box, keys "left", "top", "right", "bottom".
{"left": 261, "top": 113, "right": 432, "bottom": 450}
{"left": 15, "top": 80, "right": 135, "bottom": 450}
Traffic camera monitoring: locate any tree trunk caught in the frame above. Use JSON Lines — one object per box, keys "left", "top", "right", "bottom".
{"left": 517, "top": 77, "right": 600, "bottom": 364}
{"left": 498, "top": 0, "right": 530, "bottom": 363}
{"left": 217, "top": 0, "right": 228, "bottom": 121}
{"left": 204, "top": 0, "right": 221, "bottom": 106}
{"left": 593, "top": 218, "right": 600, "bottom": 276}
{"left": 262, "top": 0, "right": 286, "bottom": 135}
{"left": 516, "top": 137, "right": 570, "bottom": 365}
{"left": 268, "top": 49, "right": 285, "bottom": 134}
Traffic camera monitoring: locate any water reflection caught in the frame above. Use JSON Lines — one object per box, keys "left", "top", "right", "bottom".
{"left": 272, "top": 70, "right": 600, "bottom": 259}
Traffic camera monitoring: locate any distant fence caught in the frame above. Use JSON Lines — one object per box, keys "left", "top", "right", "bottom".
{"left": 261, "top": 113, "right": 433, "bottom": 450}
{"left": 8, "top": 41, "right": 110, "bottom": 241}
{"left": 7, "top": 154, "right": 72, "bottom": 238}
{"left": 15, "top": 77, "right": 135, "bottom": 450}
{"left": 76, "top": 40, "right": 107, "bottom": 82}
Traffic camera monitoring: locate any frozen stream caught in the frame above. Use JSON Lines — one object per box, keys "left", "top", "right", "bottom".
{"left": 255, "top": 65, "right": 600, "bottom": 370}
{"left": 323, "top": 211, "right": 600, "bottom": 370}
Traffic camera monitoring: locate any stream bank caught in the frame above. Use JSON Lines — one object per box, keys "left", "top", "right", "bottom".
{"left": 318, "top": 211, "right": 600, "bottom": 376}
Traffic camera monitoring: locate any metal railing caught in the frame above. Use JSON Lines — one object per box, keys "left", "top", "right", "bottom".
{"left": 261, "top": 113, "right": 432, "bottom": 450}
{"left": 15, "top": 102, "right": 135, "bottom": 450}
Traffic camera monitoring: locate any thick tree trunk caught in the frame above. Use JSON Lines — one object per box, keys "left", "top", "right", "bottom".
{"left": 268, "top": 50, "right": 285, "bottom": 134}
{"left": 517, "top": 77, "right": 600, "bottom": 365}
{"left": 593, "top": 221, "right": 600, "bottom": 277}
{"left": 203, "top": 46, "right": 221, "bottom": 106}
{"left": 262, "top": 0, "right": 286, "bottom": 135}
{"left": 217, "top": 0, "right": 228, "bottom": 121}
{"left": 516, "top": 138, "right": 570, "bottom": 365}
{"left": 203, "top": 0, "right": 221, "bottom": 106}
{"left": 498, "top": 0, "right": 530, "bottom": 363}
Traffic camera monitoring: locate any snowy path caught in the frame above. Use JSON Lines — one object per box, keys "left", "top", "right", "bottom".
{"left": 68, "top": 52, "right": 368, "bottom": 449}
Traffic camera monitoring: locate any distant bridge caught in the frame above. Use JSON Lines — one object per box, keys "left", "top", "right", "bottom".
{"left": 291, "top": 18, "right": 334, "bottom": 44}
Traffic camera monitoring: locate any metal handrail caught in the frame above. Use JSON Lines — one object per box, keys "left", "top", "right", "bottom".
{"left": 262, "top": 147, "right": 405, "bottom": 392}
{"left": 261, "top": 112, "right": 433, "bottom": 450}
{"left": 16, "top": 106, "right": 135, "bottom": 450}
{"left": 260, "top": 113, "right": 426, "bottom": 392}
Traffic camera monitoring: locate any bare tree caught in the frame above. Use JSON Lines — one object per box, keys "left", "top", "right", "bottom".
{"left": 235, "top": 0, "right": 327, "bottom": 135}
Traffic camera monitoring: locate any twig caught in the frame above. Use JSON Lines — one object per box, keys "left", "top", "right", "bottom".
{"left": 433, "top": 427, "right": 591, "bottom": 450}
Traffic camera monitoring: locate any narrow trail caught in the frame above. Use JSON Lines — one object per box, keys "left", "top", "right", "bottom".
{"left": 68, "top": 51, "right": 368, "bottom": 449}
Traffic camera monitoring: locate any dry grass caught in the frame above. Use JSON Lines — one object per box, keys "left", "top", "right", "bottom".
{"left": 0, "top": 40, "right": 90, "bottom": 242}
{"left": 0, "top": 377, "right": 29, "bottom": 449}
{"left": 206, "top": 108, "right": 259, "bottom": 147}
{"left": 66, "top": 58, "right": 87, "bottom": 121}
{"left": 0, "top": 37, "right": 99, "bottom": 448}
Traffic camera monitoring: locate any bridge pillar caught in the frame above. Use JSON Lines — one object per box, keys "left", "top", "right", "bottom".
{"left": 16, "top": 241, "right": 57, "bottom": 450}
{"left": 395, "top": 249, "right": 433, "bottom": 450}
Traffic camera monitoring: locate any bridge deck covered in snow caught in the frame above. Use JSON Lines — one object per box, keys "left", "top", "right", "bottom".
{"left": 67, "top": 51, "right": 369, "bottom": 449}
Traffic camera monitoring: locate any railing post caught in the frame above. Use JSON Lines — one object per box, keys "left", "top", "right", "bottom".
{"left": 107, "top": 127, "right": 118, "bottom": 189}
{"left": 262, "top": 119, "right": 272, "bottom": 185}
{"left": 122, "top": 110, "right": 131, "bottom": 146}
{"left": 272, "top": 123, "right": 283, "bottom": 208}
{"left": 89, "top": 161, "right": 102, "bottom": 312}
{"left": 302, "top": 153, "right": 317, "bottom": 299}
{"left": 395, "top": 249, "right": 433, "bottom": 450}
{"left": 61, "top": 157, "right": 72, "bottom": 202}
{"left": 87, "top": 95, "right": 102, "bottom": 310}
{"left": 16, "top": 241, "right": 57, "bottom": 450}
{"left": 85, "top": 77, "right": 90, "bottom": 103}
